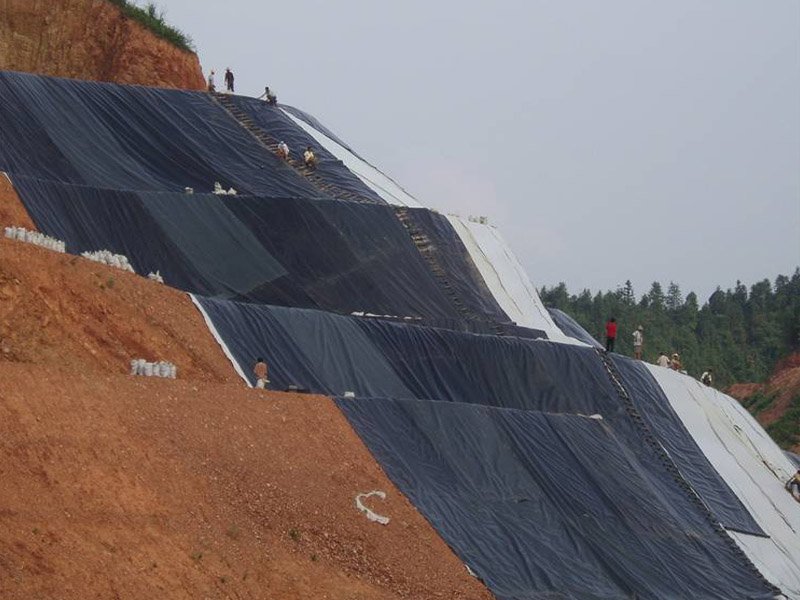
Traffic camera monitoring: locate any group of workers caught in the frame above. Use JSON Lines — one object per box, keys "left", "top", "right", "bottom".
{"left": 605, "top": 318, "right": 713, "bottom": 386}
{"left": 206, "top": 69, "right": 278, "bottom": 106}
{"left": 206, "top": 68, "right": 236, "bottom": 93}
{"left": 204, "top": 71, "right": 320, "bottom": 169}
{"left": 274, "top": 141, "right": 318, "bottom": 169}
{"left": 604, "top": 318, "right": 645, "bottom": 361}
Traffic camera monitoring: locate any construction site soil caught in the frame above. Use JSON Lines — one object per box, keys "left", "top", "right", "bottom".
{"left": 0, "top": 175, "right": 35, "bottom": 231}
{"left": 0, "top": 235, "right": 491, "bottom": 599}
{"left": 729, "top": 353, "right": 800, "bottom": 453}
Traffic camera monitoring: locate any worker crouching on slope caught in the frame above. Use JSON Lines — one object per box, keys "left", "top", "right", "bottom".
{"left": 253, "top": 357, "right": 270, "bottom": 389}
{"left": 304, "top": 146, "right": 318, "bottom": 170}
{"left": 786, "top": 470, "right": 800, "bottom": 502}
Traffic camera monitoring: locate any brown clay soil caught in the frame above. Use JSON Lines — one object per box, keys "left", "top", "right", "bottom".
{"left": 0, "top": 236, "right": 236, "bottom": 383}
{"left": 0, "top": 366, "right": 491, "bottom": 600}
{"left": 728, "top": 353, "right": 800, "bottom": 452}
{"left": 0, "top": 233, "right": 492, "bottom": 598}
{"left": 0, "top": 0, "right": 206, "bottom": 90}
{"left": 0, "top": 173, "right": 36, "bottom": 230}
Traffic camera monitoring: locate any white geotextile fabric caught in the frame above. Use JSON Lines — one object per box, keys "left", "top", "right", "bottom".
{"left": 280, "top": 109, "right": 422, "bottom": 208}
{"left": 647, "top": 365, "right": 800, "bottom": 598}
{"left": 446, "top": 215, "right": 577, "bottom": 344}
{"left": 189, "top": 293, "right": 251, "bottom": 387}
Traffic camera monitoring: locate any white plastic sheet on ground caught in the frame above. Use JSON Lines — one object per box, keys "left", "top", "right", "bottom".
{"left": 281, "top": 109, "right": 422, "bottom": 208}
{"left": 446, "top": 215, "right": 578, "bottom": 344}
{"left": 190, "top": 293, "right": 251, "bottom": 387}
{"left": 647, "top": 365, "right": 800, "bottom": 598}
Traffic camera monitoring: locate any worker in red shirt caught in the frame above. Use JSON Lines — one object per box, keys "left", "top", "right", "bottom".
{"left": 605, "top": 317, "right": 617, "bottom": 353}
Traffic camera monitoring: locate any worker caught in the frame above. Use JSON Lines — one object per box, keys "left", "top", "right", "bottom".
{"left": 258, "top": 86, "right": 278, "bottom": 105}
{"left": 670, "top": 353, "right": 682, "bottom": 372}
{"left": 700, "top": 369, "right": 714, "bottom": 387}
{"left": 253, "top": 357, "right": 270, "bottom": 389}
{"left": 604, "top": 317, "right": 617, "bottom": 353}
{"left": 656, "top": 351, "right": 670, "bottom": 368}
{"left": 786, "top": 470, "right": 800, "bottom": 502}
{"left": 207, "top": 69, "right": 216, "bottom": 92}
{"left": 632, "top": 325, "right": 644, "bottom": 360}
{"left": 303, "top": 146, "right": 317, "bottom": 170}
{"left": 224, "top": 68, "right": 235, "bottom": 93}
{"left": 277, "top": 141, "right": 289, "bottom": 160}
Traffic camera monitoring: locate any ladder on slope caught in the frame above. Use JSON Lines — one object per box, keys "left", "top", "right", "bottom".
{"left": 395, "top": 207, "right": 504, "bottom": 334}
{"left": 211, "top": 93, "right": 376, "bottom": 204}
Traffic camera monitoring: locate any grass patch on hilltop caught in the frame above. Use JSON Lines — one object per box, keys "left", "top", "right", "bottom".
{"left": 107, "top": 0, "right": 195, "bottom": 52}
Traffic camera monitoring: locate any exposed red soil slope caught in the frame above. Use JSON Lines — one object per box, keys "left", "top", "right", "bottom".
{"left": 728, "top": 352, "right": 800, "bottom": 452}
{"left": 0, "top": 0, "right": 205, "bottom": 90}
{"left": 0, "top": 236, "right": 491, "bottom": 598}
{"left": 0, "top": 236, "right": 236, "bottom": 382}
{"left": 0, "top": 366, "right": 491, "bottom": 599}
{"left": 0, "top": 173, "right": 35, "bottom": 230}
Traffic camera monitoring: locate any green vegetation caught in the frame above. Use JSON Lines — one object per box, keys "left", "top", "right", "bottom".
{"left": 742, "top": 390, "right": 778, "bottom": 416}
{"left": 766, "top": 394, "right": 800, "bottom": 450}
{"left": 540, "top": 268, "right": 800, "bottom": 388}
{"left": 107, "top": 0, "right": 195, "bottom": 52}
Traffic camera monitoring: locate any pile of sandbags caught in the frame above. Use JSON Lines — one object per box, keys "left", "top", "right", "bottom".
{"left": 80, "top": 250, "right": 135, "bottom": 273}
{"left": 4, "top": 226, "right": 66, "bottom": 253}
{"left": 130, "top": 359, "right": 177, "bottom": 379}
{"left": 213, "top": 182, "right": 238, "bottom": 196}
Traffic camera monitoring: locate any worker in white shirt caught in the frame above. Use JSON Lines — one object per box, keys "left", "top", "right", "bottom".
{"left": 632, "top": 325, "right": 644, "bottom": 360}
{"left": 277, "top": 141, "right": 289, "bottom": 161}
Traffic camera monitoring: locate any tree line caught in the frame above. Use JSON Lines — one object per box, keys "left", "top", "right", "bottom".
{"left": 539, "top": 268, "right": 800, "bottom": 388}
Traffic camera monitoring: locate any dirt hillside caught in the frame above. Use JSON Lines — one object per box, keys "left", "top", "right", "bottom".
{"left": 0, "top": 0, "right": 205, "bottom": 89}
{"left": 0, "top": 174, "right": 35, "bottom": 230}
{"left": 729, "top": 352, "right": 800, "bottom": 453}
{"left": 0, "top": 201, "right": 491, "bottom": 598}
{"left": 0, "top": 366, "right": 491, "bottom": 599}
{"left": 0, "top": 236, "right": 236, "bottom": 383}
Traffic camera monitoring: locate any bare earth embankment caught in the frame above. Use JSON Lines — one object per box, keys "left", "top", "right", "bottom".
{"left": 0, "top": 230, "right": 491, "bottom": 599}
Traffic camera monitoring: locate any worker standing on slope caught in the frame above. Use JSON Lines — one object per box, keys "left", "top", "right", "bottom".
{"left": 253, "top": 357, "right": 270, "bottom": 389}
{"left": 224, "top": 68, "right": 235, "bottom": 93}
{"left": 604, "top": 317, "right": 617, "bottom": 353}
{"left": 656, "top": 351, "right": 670, "bottom": 368}
{"left": 207, "top": 70, "right": 216, "bottom": 92}
{"left": 700, "top": 369, "right": 714, "bottom": 387}
{"left": 632, "top": 325, "right": 644, "bottom": 360}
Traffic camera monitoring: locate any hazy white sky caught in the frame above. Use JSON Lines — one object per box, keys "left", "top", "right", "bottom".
{"left": 156, "top": 0, "right": 799, "bottom": 301}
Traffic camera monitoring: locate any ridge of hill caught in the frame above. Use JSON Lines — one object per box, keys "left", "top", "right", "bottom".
{"left": 0, "top": 0, "right": 204, "bottom": 89}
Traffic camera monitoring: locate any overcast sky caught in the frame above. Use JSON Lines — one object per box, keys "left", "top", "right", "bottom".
{"left": 156, "top": 0, "right": 799, "bottom": 301}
